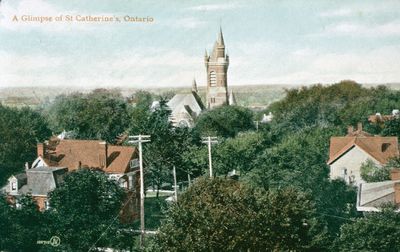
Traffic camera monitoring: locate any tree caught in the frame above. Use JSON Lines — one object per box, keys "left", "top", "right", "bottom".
{"left": 213, "top": 131, "right": 271, "bottom": 176}
{"left": 335, "top": 206, "right": 400, "bottom": 251}
{"left": 360, "top": 159, "right": 391, "bottom": 182}
{"left": 242, "top": 126, "right": 358, "bottom": 249}
{"left": 130, "top": 99, "right": 201, "bottom": 198}
{"left": 194, "top": 105, "right": 255, "bottom": 138}
{"left": 0, "top": 195, "right": 48, "bottom": 252}
{"left": 153, "top": 178, "right": 318, "bottom": 251}
{"left": 48, "top": 169, "right": 125, "bottom": 251}
{"left": 268, "top": 81, "right": 400, "bottom": 136}
{"left": 45, "top": 89, "right": 130, "bottom": 143}
{"left": 244, "top": 126, "right": 340, "bottom": 192}
{"left": 0, "top": 105, "right": 51, "bottom": 185}
{"left": 382, "top": 118, "right": 400, "bottom": 138}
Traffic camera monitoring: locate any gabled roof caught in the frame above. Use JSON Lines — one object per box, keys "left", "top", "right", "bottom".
{"left": 40, "top": 140, "right": 137, "bottom": 174}
{"left": 20, "top": 166, "right": 67, "bottom": 196}
{"left": 167, "top": 92, "right": 204, "bottom": 117}
{"left": 328, "top": 134, "right": 399, "bottom": 165}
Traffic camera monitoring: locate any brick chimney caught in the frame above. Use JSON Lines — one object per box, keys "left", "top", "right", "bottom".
{"left": 98, "top": 142, "right": 108, "bottom": 168}
{"left": 394, "top": 182, "right": 400, "bottom": 205}
{"left": 391, "top": 169, "right": 400, "bottom": 181}
{"left": 37, "top": 143, "right": 45, "bottom": 157}
{"left": 347, "top": 126, "right": 354, "bottom": 135}
{"left": 357, "top": 122, "right": 363, "bottom": 132}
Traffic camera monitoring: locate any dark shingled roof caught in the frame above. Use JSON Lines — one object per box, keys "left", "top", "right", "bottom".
{"left": 20, "top": 167, "right": 67, "bottom": 196}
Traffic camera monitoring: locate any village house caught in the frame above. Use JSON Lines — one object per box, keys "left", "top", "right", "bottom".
{"left": 357, "top": 169, "right": 400, "bottom": 212}
{"left": 2, "top": 138, "right": 141, "bottom": 222}
{"left": 328, "top": 123, "right": 399, "bottom": 185}
{"left": 31, "top": 139, "right": 140, "bottom": 191}
{"left": 4, "top": 166, "right": 67, "bottom": 211}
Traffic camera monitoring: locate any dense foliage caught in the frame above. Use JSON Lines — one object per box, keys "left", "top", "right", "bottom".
{"left": 268, "top": 80, "right": 400, "bottom": 135}
{"left": 194, "top": 105, "right": 255, "bottom": 138}
{"left": 360, "top": 159, "right": 392, "bottom": 182}
{"left": 0, "top": 105, "right": 51, "bottom": 184}
{"left": 45, "top": 89, "right": 130, "bottom": 143}
{"left": 47, "top": 169, "right": 126, "bottom": 251}
{"left": 153, "top": 178, "right": 318, "bottom": 251}
{"left": 0, "top": 195, "right": 47, "bottom": 252}
{"left": 335, "top": 207, "right": 400, "bottom": 251}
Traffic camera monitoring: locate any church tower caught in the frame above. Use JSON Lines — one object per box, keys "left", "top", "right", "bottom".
{"left": 205, "top": 28, "right": 229, "bottom": 109}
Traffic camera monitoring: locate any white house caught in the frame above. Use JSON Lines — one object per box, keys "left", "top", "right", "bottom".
{"left": 328, "top": 124, "right": 399, "bottom": 185}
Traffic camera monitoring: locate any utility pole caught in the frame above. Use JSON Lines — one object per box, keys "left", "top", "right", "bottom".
{"left": 173, "top": 165, "right": 178, "bottom": 202}
{"left": 253, "top": 120, "right": 259, "bottom": 131}
{"left": 202, "top": 136, "right": 218, "bottom": 178}
{"left": 128, "top": 135, "right": 151, "bottom": 250}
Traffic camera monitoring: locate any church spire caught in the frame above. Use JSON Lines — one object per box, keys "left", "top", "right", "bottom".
{"left": 228, "top": 90, "right": 237, "bottom": 105}
{"left": 217, "top": 26, "right": 225, "bottom": 46}
{"left": 192, "top": 78, "right": 198, "bottom": 93}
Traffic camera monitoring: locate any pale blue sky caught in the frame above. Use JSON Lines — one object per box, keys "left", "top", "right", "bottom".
{"left": 0, "top": 0, "right": 399, "bottom": 88}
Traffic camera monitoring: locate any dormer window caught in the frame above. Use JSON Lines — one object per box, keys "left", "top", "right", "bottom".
{"left": 382, "top": 143, "right": 390, "bottom": 152}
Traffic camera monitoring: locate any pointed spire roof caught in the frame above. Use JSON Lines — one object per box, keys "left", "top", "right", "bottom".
{"left": 217, "top": 26, "right": 225, "bottom": 46}
{"left": 192, "top": 78, "right": 198, "bottom": 93}
{"left": 228, "top": 90, "right": 237, "bottom": 105}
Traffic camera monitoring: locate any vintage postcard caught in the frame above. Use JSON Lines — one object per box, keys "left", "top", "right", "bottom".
{"left": 1, "top": 0, "right": 400, "bottom": 251}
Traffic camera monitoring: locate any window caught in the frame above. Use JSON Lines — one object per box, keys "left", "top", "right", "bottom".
{"left": 45, "top": 200, "right": 50, "bottom": 210}
{"left": 130, "top": 159, "right": 139, "bottom": 169}
{"left": 11, "top": 181, "right": 17, "bottom": 191}
{"left": 341, "top": 168, "right": 347, "bottom": 180}
{"left": 211, "top": 98, "right": 216, "bottom": 103}
{"left": 210, "top": 71, "right": 216, "bottom": 86}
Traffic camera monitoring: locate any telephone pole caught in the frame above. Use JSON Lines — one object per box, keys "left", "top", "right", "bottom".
{"left": 253, "top": 120, "right": 260, "bottom": 131}
{"left": 128, "top": 134, "right": 151, "bottom": 249}
{"left": 202, "top": 136, "right": 218, "bottom": 178}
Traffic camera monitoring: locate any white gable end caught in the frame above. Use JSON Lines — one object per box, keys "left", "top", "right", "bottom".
{"left": 330, "top": 146, "right": 381, "bottom": 185}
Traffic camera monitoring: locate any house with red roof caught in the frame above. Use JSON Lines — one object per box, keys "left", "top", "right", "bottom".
{"left": 328, "top": 123, "right": 399, "bottom": 185}
{"left": 31, "top": 139, "right": 139, "bottom": 191}
{"left": 25, "top": 138, "right": 140, "bottom": 222}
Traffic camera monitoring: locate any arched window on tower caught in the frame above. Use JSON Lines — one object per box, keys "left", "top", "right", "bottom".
{"left": 210, "top": 71, "right": 216, "bottom": 87}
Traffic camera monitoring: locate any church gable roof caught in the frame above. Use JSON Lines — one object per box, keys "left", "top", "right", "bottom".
{"left": 167, "top": 92, "right": 204, "bottom": 116}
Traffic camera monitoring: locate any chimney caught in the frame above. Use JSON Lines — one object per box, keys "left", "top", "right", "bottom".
{"left": 37, "top": 143, "right": 45, "bottom": 157}
{"left": 357, "top": 122, "right": 362, "bottom": 132}
{"left": 98, "top": 142, "right": 108, "bottom": 168}
{"left": 394, "top": 182, "right": 400, "bottom": 205}
{"left": 347, "top": 126, "right": 354, "bottom": 135}
{"left": 25, "top": 162, "right": 29, "bottom": 170}
{"left": 391, "top": 169, "right": 400, "bottom": 181}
